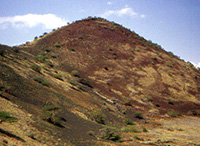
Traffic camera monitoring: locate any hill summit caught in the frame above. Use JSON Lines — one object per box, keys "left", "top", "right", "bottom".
{"left": 0, "top": 17, "right": 200, "bottom": 145}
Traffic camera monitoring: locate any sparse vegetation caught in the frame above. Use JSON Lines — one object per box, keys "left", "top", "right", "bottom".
{"left": 188, "top": 110, "right": 200, "bottom": 116}
{"left": 78, "top": 78, "right": 92, "bottom": 88}
{"left": 55, "top": 43, "right": 61, "bottom": 48}
{"left": 104, "top": 65, "right": 108, "bottom": 70}
{"left": 52, "top": 73, "right": 63, "bottom": 81}
{"left": 167, "top": 110, "right": 181, "bottom": 117}
{"left": 78, "top": 35, "right": 83, "bottom": 39}
{"left": 31, "top": 64, "right": 41, "bottom": 73}
{"left": 45, "top": 48, "right": 51, "bottom": 52}
{"left": 121, "top": 125, "right": 140, "bottom": 133}
{"left": 143, "top": 127, "right": 148, "bottom": 132}
{"left": 155, "top": 103, "right": 160, "bottom": 107}
{"left": 100, "top": 128, "right": 121, "bottom": 142}
{"left": 87, "top": 131, "right": 95, "bottom": 137}
{"left": 41, "top": 105, "right": 64, "bottom": 127}
{"left": 71, "top": 48, "right": 76, "bottom": 51}
{"left": 125, "top": 118, "right": 135, "bottom": 125}
{"left": 33, "top": 77, "right": 49, "bottom": 86}
{"left": 133, "top": 112, "right": 144, "bottom": 119}
{"left": 89, "top": 109, "right": 105, "bottom": 124}
{"left": 0, "top": 111, "right": 18, "bottom": 122}
{"left": 128, "top": 57, "right": 133, "bottom": 61}
{"left": 71, "top": 70, "right": 80, "bottom": 77}
{"left": 34, "top": 54, "right": 47, "bottom": 63}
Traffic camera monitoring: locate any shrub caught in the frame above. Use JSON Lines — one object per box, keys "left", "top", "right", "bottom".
{"left": 188, "top": 110, "right": 200, "bottom": 116}
{"left": 128, "top": 57, "right": 133, "bottom": 61}
{"left": 168, "top": 51, "right": 175, "bottom": 57}
{"left": 52, "top": 73, "right": 63, "bottom": 81}
{"left": 167, "top": 110, "right": 181, "bottom": 117}
{"left": 31, "top": 64, "right": 41, "bottom": 73}
{"left": 121, "top": 125, "right": 140, "bottom": 133}
{"left": 125, "top": 118, "right": 135, "bottom": 125}
{"left": 34, "top": 36, "right": 38, "bottom": 40}
{"left": 136, "top": 48, "right": 141, "bottom": 52}
{"left": 33, "top": 77, "right": 49, "bottom": 86}
{"left": 133, "top": 112, "right": 143, "bottom": 119}
{"left": 0, "top": 111, "right": 18, "bottom": 122}
{"left": 71, "top": 70, "right": 79, "bottom": 77}
{"left": 87, "top": 131, "right": 95, "bottom": 137}
{"left": 78, "top": 78, "right": 92, "bottom": 88}
{"left": 49, "top": 53, "right": 57, "bottom": 58}
{"left": 0, "top": 49, "right": 5, "bottom": 56}
{"left": 45, "top": 60, "right": 53, "bottom": 67}
{"left": 41, "top": 105, "right": 64, "bottom": 127}
{"left": 100, "top": 128, "right": 121, "bottom": 142}
{"left": 55, "top": 43, "right": 61, "bottom": 48}
{"left": 34, "top": 54, "right": 46, "bottom": 63}
{"left": 89, "top": 110, "right": 105, "bottom": 124}
{"left": 45, "top": 48, "right": 51, "bottom": 52}
{"left": 71, "top": 48, "right": 75, "bottom": 51}
{"left": 78, "top": 35, "right": 83, "bottom": 39}
{"left": 104, "top": 65, "right": 108, "bottom": 70}
{"left": 155, "top": 103, "right": 160, "bottom": 107}
{"left": 143, "top": 127, "right": 148, "bottom": 132}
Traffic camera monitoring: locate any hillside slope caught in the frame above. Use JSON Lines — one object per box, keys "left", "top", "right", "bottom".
{"left": 0, "top": 17, "right": 200, "bottom": 145}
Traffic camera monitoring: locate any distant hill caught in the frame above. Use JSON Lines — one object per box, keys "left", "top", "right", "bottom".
{"left": 0, "top": 17, "right": 200, "bottom": 146}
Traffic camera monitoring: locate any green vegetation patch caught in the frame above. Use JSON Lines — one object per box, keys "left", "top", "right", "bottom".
{"left": 133, "top": 112, "right": 144, "bottom": 119}
{"left": 33, "top": 77, "right": 49, "bottom": 86}
{"left": 0, "top": 111, "right": 18, "bottom": 122}
{"left": 71, "top": 70, "right": 80, "bottom": 77}
{"left": 99, "top": 128, "right": 121, "bottom": 142}
{"left": 125, "top": 118, "right": 135, "bottom": 125}
{"left": 41, "top": 105, "right": 64, "bottom": 127}
{"left": 31, "top": 64, "right": 41, "bottom": 73}
{"left": 89, "top": 109, "right": 105, "bottom": 124}
{"left": 167, "top": 110, "right": 181, "bottom": 117}
{"left": 121, "top": 125, "right": 140, "bottom": 133}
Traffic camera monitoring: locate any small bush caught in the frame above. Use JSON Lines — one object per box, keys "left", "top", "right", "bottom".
{"left": 125, "top": 118, "right": 135, "bottom": 125}
{"left": 49, "top": 53, "right": 57, "bottom": 58}
{"left": 0, "top": 111, "right": 18, "bottom": 122}
{"left": 71, "top": 48, "right": 75, "bottom": 51}
{"left": 136, "top": 48, "right": 140, "bottom": 52}
{"left": 41, "top": 105, "right": 64, "bottom": 127}
{"left": 188, "top": 110, "right": 200, "bottom": 116}
{"left": 168, "top": 51, "right": 175, "bottom": 57}
{"left": 31, "top": 64, "right": 41, "bottom": 73}
{"left": 104, "top": 65, "right": 108, "bottom": 70}
{"left": 0, "top": 49, "right": 5, "bottom": 56}
{"left": 121, "top": 125, "right": 140, "bottom": 133}
{"left": 34, "top": 54, "right": 46, "bottom": 63}
{"left": 71, "top": 70, "right": 80, "bottom": 77}
{"left": 55, "top": 43, "right": 61, "bottom": 48}
{"left": 100, "top": 128, "right": 121, "bottom": 142}
{"left": 52, "top": 73, "right": 63, "bottom": 81}
{"left": 143, "top": 127, "right": 148, "bottom": 132}
{"left": 128, "top": 57, "right": 133, "bottom": 61}
{"left": 133, "top": 112, "right": 143, "bottom": 119}
{"left": 87, "top": 131, "right": 95, "bottom": 137}
{"left": 78, "top": 36, "right": 83, "bottom": 39}
{"left": 167, "top": 110, "right": 181, "bottom": 117}
{"left": 155, "top": 103, "right": 160, "bottom": 107}
{"left": 89, "top": 110, "right": 105, "bottom": 124}
{"left": 78, "top": 78, "right": 92, "bottom": 88}
{"left": 33, "top": 77, "right": 49, "bottom": 86}
{"left": 45, "top": 48, "right": 51, "bottom": 52}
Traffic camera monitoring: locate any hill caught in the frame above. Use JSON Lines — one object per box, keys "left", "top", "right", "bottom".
{"left": 0, "top": 17, "right": 200, "bottom": 146}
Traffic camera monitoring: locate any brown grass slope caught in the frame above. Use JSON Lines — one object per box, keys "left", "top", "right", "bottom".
{"left": 0, "top": 17, "right": 200, "bottom": 145}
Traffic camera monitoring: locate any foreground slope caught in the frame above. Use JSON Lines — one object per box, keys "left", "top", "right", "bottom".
{"left": 0, "top": 17, "right": 200, "bottom": 145}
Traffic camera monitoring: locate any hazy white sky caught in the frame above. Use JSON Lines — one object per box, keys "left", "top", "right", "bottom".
{"left": 0, "top": 0, "right": 199, "bottom": 66}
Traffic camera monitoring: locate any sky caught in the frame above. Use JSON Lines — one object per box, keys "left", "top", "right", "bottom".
{"left": 0, "top": 0, "right": 200, "bottom": 67}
